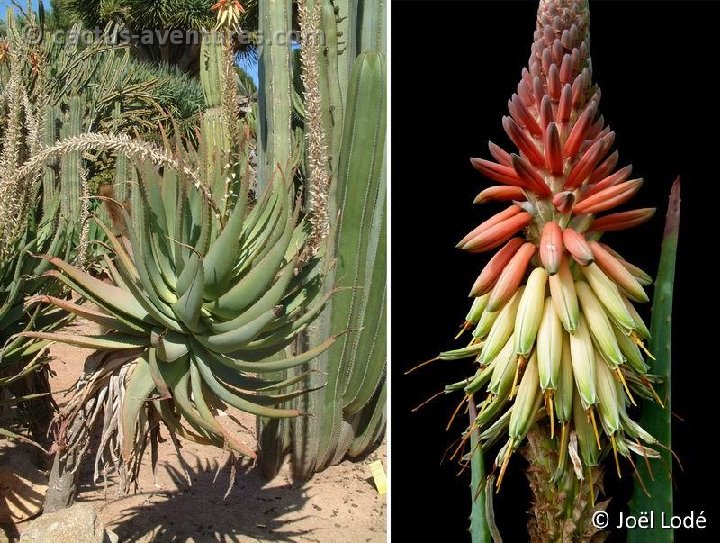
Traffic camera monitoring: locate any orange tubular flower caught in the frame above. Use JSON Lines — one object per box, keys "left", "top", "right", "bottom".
{"left": 438, "top": 0, "right": 666, "bottom": 491}
{"left": 212, "top": 0, "right": 245, "bottom": 30}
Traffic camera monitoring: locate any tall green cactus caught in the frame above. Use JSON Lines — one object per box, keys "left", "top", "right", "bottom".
{"left": 259, "top": 0, "right": 387, "bottom": 480}
{"left": 59, "top": 95, "right": 84, "bottom": 226}
{"left": 314, "top": 51, "right": 386, "bottom": 469}
{"left": 257, "top": 0, "right": 295, "bottom": 195}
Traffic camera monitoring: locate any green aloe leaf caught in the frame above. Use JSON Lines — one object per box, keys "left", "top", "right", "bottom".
{"left": 20, "top": 331, "right": 149, "bottom": 351}
{"left": 628, "top": 178, "right": 680, "bottom": 543}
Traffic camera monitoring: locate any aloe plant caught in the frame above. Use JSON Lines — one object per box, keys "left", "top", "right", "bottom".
{"left": 0, "top": 205, "right": 69, "bottom": 445}
{"left": 9, "top": 17, "right": 335, "bottom": 500}
{"left": 17, "top": 122, "right": 334, "bottom": 478}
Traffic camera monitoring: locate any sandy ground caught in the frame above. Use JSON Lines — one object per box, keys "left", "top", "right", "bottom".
{"left": 14, "top": 322, "right": 387, "bottom": 542}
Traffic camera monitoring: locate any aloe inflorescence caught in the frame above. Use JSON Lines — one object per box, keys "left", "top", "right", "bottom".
{"left": 436, "top": 0, "right": 664, "bottom": 492}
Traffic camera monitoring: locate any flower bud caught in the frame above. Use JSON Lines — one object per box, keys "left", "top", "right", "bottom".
{"left": 581, "top": 263, "right": 636, "bottom": 332}
{"left": 575, "top": 281, "right": 624, "bottom": 368}
{"left": 569, "top": 314, "right": 597, "bottom": 409}
{"left": 537, "top": 297, "right": 563, "bottom": 391}
{"left": 481, "top": 287, "right": 524, "bottom": 365}
{"left": 509, "top": 352, "right": 541, "bottom": 442}
{"left": 515, "top": 268, "right": 548, "bottom": 356}
{"left": 549, "top": 257, "right": 580, "bottom": 332}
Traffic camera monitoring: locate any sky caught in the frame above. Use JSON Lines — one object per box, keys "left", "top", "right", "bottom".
{"left": 237, "top": 55, "right": 260, "bottom": 87}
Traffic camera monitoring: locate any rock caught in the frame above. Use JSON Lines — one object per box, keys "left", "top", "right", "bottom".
{"left": 19, "top": 504, "right": 104, "bottom": 543}
{"left": 0, "top": 448, "right": 48, "bottom": 523}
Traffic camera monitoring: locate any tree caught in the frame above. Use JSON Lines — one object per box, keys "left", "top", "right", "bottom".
{"left": 57, "top": 0, "right": 258, "bottom": 73}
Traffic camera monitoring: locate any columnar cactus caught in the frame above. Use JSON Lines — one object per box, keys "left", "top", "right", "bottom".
{"left": 441, "top": 0, "right": 663, "bottom": 491}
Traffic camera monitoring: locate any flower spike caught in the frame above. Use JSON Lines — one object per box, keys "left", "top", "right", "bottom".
{"left": 431, "top": 0, "right": 666, "bottom": 494}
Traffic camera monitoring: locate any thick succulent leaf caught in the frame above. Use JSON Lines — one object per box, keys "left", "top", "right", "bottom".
{"left": 121, "top": 356, "right": 157, "bottom": 461}
{"left": 198, "top": 308, "right": 277, "bottom": 354}
{"left": 170, "top": 362, "right": 254, "bottom": 457}
{"left": 201, "top": 355, "right": 284, "bottom": 392}
{"left": 92, "top": 224, "right": 184, "bottom": 331}
{"left": 189, "top": 361, "right": 260, "bottom": 456}
{"left": 209, "top": 333, "right": 343, "bottom": 372}
{"left": 176, "top": 252, "right": 200, "bottom": 299}
{"left": 172, "top": 255, "right": 205, "bottom": 332}
{"left": 151, "top": 330, "right": 190, "bottom": 362}
{"left": 0, "top": 303, "right": 24, "bottom": 332}
{"left": 147, "top": 348, "right": 173, "bottom": 399}
{"left": 124, "top": 204, "right": 180, "bottom": 313}
{"left": 28, "top": 295, "right": 145, "bottom": 335}
{"left": 94, "top": 220, "right": 140, "bottom": 283}
{"left": 193, "top": 354, "right": 302, "bottom": 418}
{"left": 173, "top": 181, "right": 188, "bottom": 271}
{"left": 207, "top": 209, "right": 295, "bottom": 319}
{"left": 41, "top": 256, "right": 150, "bottom": 322}
{"left": 251, "top": 287, "right": 335, "bottom": 346}
{"left": 135, "top": 166, "right": 180, "bottom": 293}
{"left": 234, "top": 191, "right": 286, "bottom": 279}
{"left": 628, "top": 179, "right": 680, "bottom": 543}
{"left": 209, "top": 258, "right": 296, "bottom": 334}
{"left": 31, "top": 221, "right": 66, "bottom": 277}
{"left": 20, "top": 331, "right": 150, "bottom": 350}
{"left": 155, "top": 354, "right": 218, "bottom": 442}
{"left": 202, "top": 194, "right": 247, "bottom": 300}
{"left": 160, "top": 165, "right": 177, "bottom": 238}
{"left": 250, "top": 189, "right": 296, "bottom": 267}
{"left": 239, "top": 184, "right": 281, "bottom": 255}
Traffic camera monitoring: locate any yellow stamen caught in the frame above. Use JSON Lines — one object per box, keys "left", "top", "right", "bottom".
{"left": 628, "top": 452, "right": 650, "bottom": 497}
{"left": 449, "top": 420, "right": 478, "bottom": 462}
{"left": 496, "top": 445, "right": 514, "bottom": 492}
{"left": 411, "top": 390, "right": 444, "bottom": 412}
{"left": 558, "top": 422, "right": 568, "bottom": 463}
{"left": 404, "top": 357, "right": 440, "bottom": 375}
{"left": 544, "top": 390, "right": 555, "bottom": 439}
{"left": 631, "top": 332, "right": 656, "bottom": 360}
{"left": 446, "top": 397, "right": 468, "bottom": 431}
{"left": 639, "top": 375, "right": 665, "bottom": 408}
{"left": 587, "top": 408, "right": 601, "bottom": 449}
{"left": 615, "top": 368, "right": 636, "bottom": 406}
{"left": 510, "top": 355, "right": 527, "bottom": 398}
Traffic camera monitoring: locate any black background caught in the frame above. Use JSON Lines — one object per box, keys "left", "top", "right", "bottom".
{"left": 391, "top": 1, "right": 719, "bottom": 541}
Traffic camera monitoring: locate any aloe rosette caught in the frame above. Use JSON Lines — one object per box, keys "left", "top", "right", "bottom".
{"left": 1, "top": 202, "right": 68, "bottom": 403}
{"left": 441, "top": 0, "right": 663, "bottom": 488}
{"left": 21, "top": 138, "right": 335, "bottom": 462}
